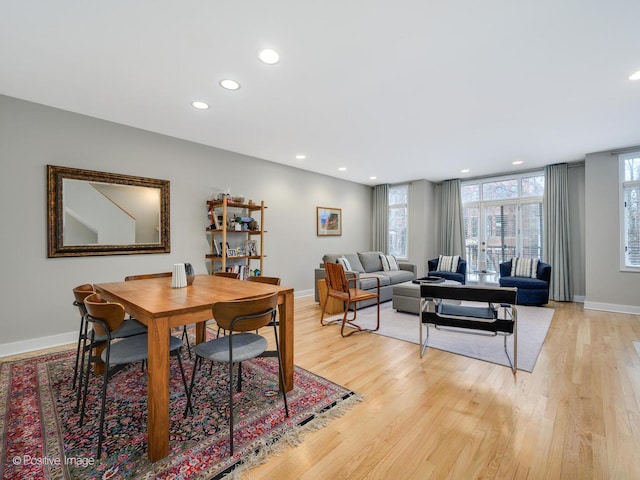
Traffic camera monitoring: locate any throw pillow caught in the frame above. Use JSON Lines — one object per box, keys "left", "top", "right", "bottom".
{"left": 336, "top": 256, "right": 352, "bottom": 271}
{"left": 436, "top": 255, "right": 460, "bottom": 272}
{"left": 380, "top": 254, "right": 399, "bottom": 271}
{"left": 510, "top": 257, "right": 539, "bottom": 278}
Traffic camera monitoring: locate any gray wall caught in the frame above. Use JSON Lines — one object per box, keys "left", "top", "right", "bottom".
{"left": 584, "top": 150, "right": 640, "bottom": 313}
{"left": 0, "top": 95, "right": 373, "bottom": 353}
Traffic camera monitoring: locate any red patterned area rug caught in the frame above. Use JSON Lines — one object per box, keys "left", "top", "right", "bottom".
{"left": 0, "top": 342, "right": 360, "bottom": 479}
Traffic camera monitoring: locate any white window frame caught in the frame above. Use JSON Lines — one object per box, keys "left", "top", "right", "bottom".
{"left": 619, "top": 152, "right": 640, "bottom": 272}
{"left": 388, "top": 184, "right": 409, "bottom": 260}
{"left": 461, "top": 171, "right": 544, "bottom": 282}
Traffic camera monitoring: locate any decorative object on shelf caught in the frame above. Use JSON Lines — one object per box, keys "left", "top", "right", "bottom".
{"left": 172, "top": 263, "right": 187, "bottom": 288}
{"left": 185, "top": 263, "right": 195, "bottom": 286}
{"left": 317, "top": 206, "right": 342, "bottom": 236}
{"left": 246, "top": 240, "right": 257, "bottom": 256}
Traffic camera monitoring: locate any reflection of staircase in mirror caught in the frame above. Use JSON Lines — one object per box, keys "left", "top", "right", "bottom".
{"left": 63, "top": 180, "right": 135, "bottom": 245}
{"left": 64, "top": 209, "right": 98, "bottom": 244}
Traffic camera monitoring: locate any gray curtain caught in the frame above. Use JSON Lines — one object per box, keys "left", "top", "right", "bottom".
{"left": 372, "top": 184, "right": 389, "bottom": 252}
{"left": 439, "top": 179, "right": 466, "bottom": 257}
{"left": 543, "top": 163, "right": 571, "bottom": 301}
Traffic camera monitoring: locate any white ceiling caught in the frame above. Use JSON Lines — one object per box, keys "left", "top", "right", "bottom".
{"left": 1, "top": 1, "right": 639, "bottom": 185}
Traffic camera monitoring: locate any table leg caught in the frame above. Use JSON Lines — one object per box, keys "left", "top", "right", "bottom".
{"left": 278, "top": 291, "right": 294, "bottom": 392}
{"left": 147, "top": 317, "right": 170, "bottom": 462}
{"left": 195, "top": 321, "right": 205, "bottom": 344}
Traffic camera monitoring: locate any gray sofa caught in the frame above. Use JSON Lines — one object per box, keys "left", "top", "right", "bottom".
{"left": 314, "top": 251, "right": 417, "bottom": 309}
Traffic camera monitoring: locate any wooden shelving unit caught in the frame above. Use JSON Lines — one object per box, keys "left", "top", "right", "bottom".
{"left": 206, "top": 199, "right": 266, "bottom": 278}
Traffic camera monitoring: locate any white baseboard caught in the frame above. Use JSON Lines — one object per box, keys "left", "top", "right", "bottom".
{"left": 583, "top": 301, "right": 640, "bottom": 315}
{"left": 0, "top": 331, "right": 77, "bottom": 358}
{"left": 295, "top": 289, "right": 314, "bottom": 298}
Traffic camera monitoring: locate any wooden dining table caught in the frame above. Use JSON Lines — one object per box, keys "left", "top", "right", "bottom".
{"left": 93, "top": 274, "right": 295, "bottom": 462}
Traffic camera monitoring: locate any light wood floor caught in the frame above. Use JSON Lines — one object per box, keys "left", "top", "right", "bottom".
{"left": 245, "top": 297, "right": 640, "bottom": 480}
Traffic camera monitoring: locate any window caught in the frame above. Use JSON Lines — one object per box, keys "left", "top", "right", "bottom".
{"left": 462, "top": 173, "right": 544, "bottom": 283}
{"left": 620, "top": 152, "right": 640, "bottom": 269}
{"left": 389, "top": 184, "right": 408, "bottom": 259}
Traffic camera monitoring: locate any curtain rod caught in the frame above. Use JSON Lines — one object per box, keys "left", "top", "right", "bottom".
{"left": 610, "top": 145, "right": 640, "bottom": 155}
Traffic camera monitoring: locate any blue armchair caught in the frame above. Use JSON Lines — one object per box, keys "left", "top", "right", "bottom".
{"left": 427, "top": 257, "right": 467, "bottom": 284}
{"left": 498, "top": 259, "right": 551, "bottom": 306}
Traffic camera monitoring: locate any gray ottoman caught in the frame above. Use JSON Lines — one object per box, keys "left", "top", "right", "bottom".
{"left": 392, "top": 279, "right": 461, "bottom": 314}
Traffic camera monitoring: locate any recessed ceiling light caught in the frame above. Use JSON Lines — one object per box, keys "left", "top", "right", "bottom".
{"left": 338, "top": 167, "right": 347, "bottom": 172}
{"left": 370, "top": 176, "right": 377, "bottom": 180}
{"left": 259, "top": 49, "right": 280, "bottom": 65}
{"left": 295, "top": 154, "right": 306, "bottom": 160}
{"left": 629, "top": 70, "right": 640, "bottom": 80}
{"left": 461, "top": 169, "right": 470, "bottom": 173}
{"left": 191, "top": 101, "right": 210, "bottom": 110}
{"left": 512, "top": 160, "right": 524, "bottom": 165}
{"left": 220, "top": 79, "right": 240, "bottom": 90}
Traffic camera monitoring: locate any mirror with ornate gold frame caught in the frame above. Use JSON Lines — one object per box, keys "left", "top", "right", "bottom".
{"left": 47, "top": 165, "right": 170, "bottom": 257}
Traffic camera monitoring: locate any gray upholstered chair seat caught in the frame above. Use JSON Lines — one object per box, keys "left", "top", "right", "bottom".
{"left": 92, "top": 318, "right": 147, "bottom": 342}
{"left": 195, "top": 333, "right": 268, "bottom": 363}
{"left": 101, "top": 334, "right": 182, "bottom": 365}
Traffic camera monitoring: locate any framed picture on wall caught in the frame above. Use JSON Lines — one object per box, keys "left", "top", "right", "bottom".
{"left": 317, "top": 206, "right": 342, "bottom": 236}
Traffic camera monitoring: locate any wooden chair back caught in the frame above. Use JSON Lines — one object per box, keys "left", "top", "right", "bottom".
{"left": 214, "top": 272, "right": 240, "bottom": 279}
{"left": 124, "top": 272, "right": 172, "bottom": 281}
{"left": 84, "top": 293, "right": 126, "bottom": 337}
{"left": 324, "top": 262, "right": 350, "bottom": 298}
{"left": 73, "top": 283, "right": 96, "bottom": 315}
{"left": 248, "top": 275, "right": 281, "bottom": 285}
{"left": 213, "top": 292, "right": 278, "bottom": 332}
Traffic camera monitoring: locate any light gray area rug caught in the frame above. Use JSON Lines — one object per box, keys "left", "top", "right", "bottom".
{"left": 326, "top": 302, "right": 555, "bottom": 372}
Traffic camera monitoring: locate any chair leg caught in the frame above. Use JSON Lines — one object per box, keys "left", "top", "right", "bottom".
{"left": 96, "top": 350, "right": 112, "bottom": 458}
{"left": 339, "top": 298, "right": 380, "bottom": 337}
{"left": 72, "top": 315, "right": 86, "bottom": 390}
{"left": 272, "top": 322, "right": 289, "bottom": 416}
{"left": 181, "top": 326, "right": 192, "bottom": 359}
{"left": 79, "top": 337, "right": 94, "bottom": 427}
{"left": 75, "top": 321, "right": 90, "bottom": 413}
{"left": 185, "top": 355, "right": 200, "bottom": 416}
{"left": 172, "top": 349, "right": 193, "bottom": 414}
{"left": 229, "top": 360, "right": 235, "bottom": 455}
{"left": 420, "top": 322, "right": 431, "bottom": 358}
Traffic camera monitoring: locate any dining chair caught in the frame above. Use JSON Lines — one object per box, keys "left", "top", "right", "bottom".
{"left": 72, "top": 284, "right": 147, "bottom": 412}
{"left": 207, "top": 271, "right": 242, "bottom": 338}
{"left": 247, "top": 276, "right": 281, "bottom": 331}
{"left": 247, "top": 275, "right": 281, "bottom": 286}
{"left": 80, "top": 293, "right": 190, "bottom": 457}
{"left": 125, "top": 272, "right": 193, "bottom": 357}
{"left": 72, "top": 284, "right": 96, "bottom": 392}
{"left": 185, "top": 292, "right": 289, "bottom": 455}
{"left": 320, "top": 262, "right": 381, "bottom": 337}
{"left": 213, "top": 271, "right": 241, "bottom": 279}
